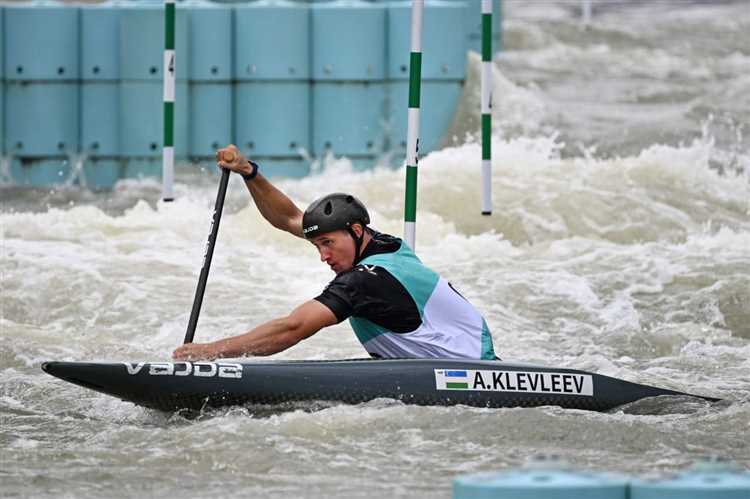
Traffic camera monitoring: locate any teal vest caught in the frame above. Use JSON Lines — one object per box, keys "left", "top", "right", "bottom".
{"left": 349, "top": 242, "right": 495, "bottom": 360}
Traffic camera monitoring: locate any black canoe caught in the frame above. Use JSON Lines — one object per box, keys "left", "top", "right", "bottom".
{"left": 40, "top": 358, "right": 718, "bottom": 412}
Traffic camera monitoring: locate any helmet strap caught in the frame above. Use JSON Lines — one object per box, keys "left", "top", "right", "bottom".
{"left": 348, "top": 225, "right": 366, "bottom": 265}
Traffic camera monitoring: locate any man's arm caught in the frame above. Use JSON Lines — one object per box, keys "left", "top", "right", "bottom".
{"left": 217, "top": 144, "right": 304, "bottom": 238}
{"left": 172, "top": 300, "right": 338, "bottom": 361}
{"left": 245, "top": 172, "right": 304, "bottom": 238}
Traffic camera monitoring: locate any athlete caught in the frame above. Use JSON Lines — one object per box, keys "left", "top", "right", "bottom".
{"left": 173, "top": 145, "right": 496, "bottom": 361}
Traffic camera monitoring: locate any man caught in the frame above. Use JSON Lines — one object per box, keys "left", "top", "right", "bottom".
{"left": 173, "top": 145, "right": 496, "bottom": 361}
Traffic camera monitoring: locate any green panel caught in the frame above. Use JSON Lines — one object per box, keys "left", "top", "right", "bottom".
{"left": 482, "top": 13, "right": 492, "bottom": 61}
{"left": 404, "top": 165, "right": 418, "bottom": 222}
{"left": 482, "top": 114, "right": 491, "bottom": 160}
{"left": 165, "top": 3, "right": 175, "bottom": 51}
{"left": 349, "top": 317, "right": 389, "bottom": 345}
{"left": 481, "top": 319, "right": 496, "bottom": 360}
{"left": 163, "top": 101, "right": 174, "bottom": 146}
{"left": 407, "top": 52, "right": 422, "bottom": 108}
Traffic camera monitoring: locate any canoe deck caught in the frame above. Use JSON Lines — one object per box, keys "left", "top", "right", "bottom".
{"left": 41, "top": 358, "right": 715, "bottom": 413}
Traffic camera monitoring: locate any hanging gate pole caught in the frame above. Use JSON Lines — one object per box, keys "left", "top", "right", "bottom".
{"left": 403, "top": 0, "right": 424, "bottom": 250}
{"left": 162, "top": 0, "right": 176, "bottom": 202}
{"left": 582, "top": 0, "right": 593, "bottom": 27}
{"left": 481, "top": 0, "right": 492, "bottom": 216}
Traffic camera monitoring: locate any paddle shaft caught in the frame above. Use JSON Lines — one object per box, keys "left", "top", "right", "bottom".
{"left": 183, "top": 156, "right": 233, "bottom": 344}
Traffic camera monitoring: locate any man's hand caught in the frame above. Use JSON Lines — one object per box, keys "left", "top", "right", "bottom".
{"left": 173, "top": 342, "right": 220, "bottom": 362}
{"left": 216, "top": 144, "right": 254, "bottom": 177}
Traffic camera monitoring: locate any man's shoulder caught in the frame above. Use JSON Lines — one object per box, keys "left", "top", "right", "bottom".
{"left": 363, "top": 230, "right": 402, "bottom": 256}
{"left": 370, "top": 230, "right": 401, "bottom": 245}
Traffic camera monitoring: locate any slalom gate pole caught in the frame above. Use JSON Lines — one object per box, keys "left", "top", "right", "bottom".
{"left": 162, "top": 0, "right": 176, "bottom": 202}
{"left": 582, "top": 0, "right": 592, "bottom": 27}
{"left": 481, "top": 0, "right": 492, "bottom": 216}
{"left": 183, "top": 152, "right": 234, "bottom": 344}
{"left": 403, "top": 0, "right": 423, "bottom": 251}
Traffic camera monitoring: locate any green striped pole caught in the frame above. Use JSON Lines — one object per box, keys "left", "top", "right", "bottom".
{"left": 162, "top": 0, "right": 176, "bottom": 202}
{"left": 404, "top": 0, "right": 423, "bottom": 250}
{"left": 481, "top": 0, "right": 492, "bottom": 216}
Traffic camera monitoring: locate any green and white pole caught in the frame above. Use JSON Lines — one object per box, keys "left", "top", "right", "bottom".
{"left": 404, "top": 0, "right": 423, "bottom": 250}
{"left": 481, "top": 0, "right": 492, "bottom": 216}
{"left": 162, "top": 0, "right": 176, "bottom": 202}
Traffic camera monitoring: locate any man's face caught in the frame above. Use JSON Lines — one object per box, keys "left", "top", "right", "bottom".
{"left": 309, "top": 226, "right": 361, "bottom": 274}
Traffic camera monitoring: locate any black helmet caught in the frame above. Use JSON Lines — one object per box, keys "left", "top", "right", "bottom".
{"left": 302, "top": 193, "right": 370, "bottom": 240}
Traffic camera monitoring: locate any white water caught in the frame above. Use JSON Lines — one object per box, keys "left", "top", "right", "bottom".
{"left": 2, "top": 1, "right": 749, "bottom": 497}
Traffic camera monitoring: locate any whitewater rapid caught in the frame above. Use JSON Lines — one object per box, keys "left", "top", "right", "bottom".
{"left": 2, "top": 1, "right": 749, "bottom": 497}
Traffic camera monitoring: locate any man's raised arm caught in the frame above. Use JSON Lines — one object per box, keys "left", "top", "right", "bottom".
{"left": 217, "top": 144, "right": 304, "bottom": 238}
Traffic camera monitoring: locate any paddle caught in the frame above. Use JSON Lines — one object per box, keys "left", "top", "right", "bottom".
{"left": 182, "top": 151, "right": 234, "bottom": 344}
